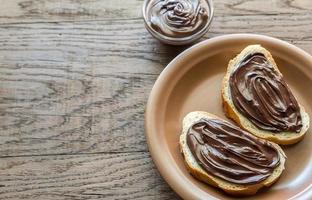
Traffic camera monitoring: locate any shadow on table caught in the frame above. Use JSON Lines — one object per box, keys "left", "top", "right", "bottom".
{"left": 153, "top": 36, "right": 211, "bottom": 68}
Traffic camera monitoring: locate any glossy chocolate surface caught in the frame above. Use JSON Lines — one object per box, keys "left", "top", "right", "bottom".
{"left": 186, "top": 118, "right": 280, "bottom": 184}
{"left": 230, "top": 53, "right": 302, "bottom": 133}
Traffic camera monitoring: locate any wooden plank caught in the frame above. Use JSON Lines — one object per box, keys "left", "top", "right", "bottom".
{"left": 0, "top": 66, "right": 158, "bottom": 116}
{"left": 0, "top": 112, "right": 149, "bottom": 156}
{"left": 0, "top": 152, "right": 181, "bottom": 200}
{"left": 0, "top": 0, "right": 311, "bottom": 24}
{"left": 0, "top": 0, "right": 142, "bottom": 23}
{"left": 0, "top": 66, "right": 155, "bottom": 154}
{"left": 214, "top": 0, "right": 312, "bottom": 15}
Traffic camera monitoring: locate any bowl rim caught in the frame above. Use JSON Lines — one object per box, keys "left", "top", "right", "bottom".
{"left": 145, "top": 33, "right": 312, "bottom": 200}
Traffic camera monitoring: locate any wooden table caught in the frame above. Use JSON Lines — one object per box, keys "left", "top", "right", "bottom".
{"left": 0, "top": 0, "right": 311, "bottom": 199}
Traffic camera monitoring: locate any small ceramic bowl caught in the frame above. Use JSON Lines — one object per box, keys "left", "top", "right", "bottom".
{"left": 142, "top": 0, "right": 214, "bottom": 45}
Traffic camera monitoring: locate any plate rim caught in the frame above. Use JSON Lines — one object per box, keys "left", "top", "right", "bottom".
{"left": 145, "top": 33, "right": 312, "bottom": 200}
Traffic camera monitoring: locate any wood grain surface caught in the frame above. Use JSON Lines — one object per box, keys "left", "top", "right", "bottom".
{"left": 0, "top": 0, "right": 311, "bottom": 199}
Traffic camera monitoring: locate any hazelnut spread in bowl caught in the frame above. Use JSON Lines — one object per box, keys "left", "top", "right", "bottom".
{"left": 143, "top": 0, "right": 213, "bottom": 45}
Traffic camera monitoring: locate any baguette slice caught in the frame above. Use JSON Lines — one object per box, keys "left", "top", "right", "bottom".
{"left": 222, "top": 45, "right": 310, "bottom": 145}
{"left": 180, "top": 111, "right": 286, "bottom": 196}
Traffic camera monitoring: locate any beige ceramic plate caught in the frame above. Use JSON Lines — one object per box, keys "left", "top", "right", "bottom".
{"left": 145, "top": 34, "right": 312, "bottom": 200}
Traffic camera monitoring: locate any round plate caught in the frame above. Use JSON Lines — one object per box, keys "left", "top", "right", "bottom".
{"left": 145, "top": 34, "right": 312, "bottom": 200}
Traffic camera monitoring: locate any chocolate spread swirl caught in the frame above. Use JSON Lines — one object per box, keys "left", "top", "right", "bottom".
{"left": 186, "top": 118, "right": 280, "bottom": 185}
{"left": 229, "top": 53, "right": 302, "bottom": 133}
{"left": 147, "top": 0, "right": 209, "bottom": 38}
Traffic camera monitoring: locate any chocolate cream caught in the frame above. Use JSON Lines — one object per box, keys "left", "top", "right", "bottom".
{"left": 146, "top": 0, "right": 209, "bottom": 38}
{"left": 229, "top": 53, "right": 302, "bottom": 133}
{"left": 186, "top": 118, "right": 280, "bottom": 185}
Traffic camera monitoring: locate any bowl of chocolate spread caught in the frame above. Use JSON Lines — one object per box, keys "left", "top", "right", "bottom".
{"left": 143, "top": 0, "right": 214, "bottom": 45}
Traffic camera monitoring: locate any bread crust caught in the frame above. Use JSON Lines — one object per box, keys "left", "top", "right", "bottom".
{"left": 221, "top": 45, "right": 310, "bottom": 145}
{"left": 179, "top": 111, "right": 286, "bottom": 196}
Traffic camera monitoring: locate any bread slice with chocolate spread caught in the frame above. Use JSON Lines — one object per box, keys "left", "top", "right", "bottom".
{"left": 180, "top": 111, "right": 286, "bottom": 196}
{"left": 222, "top": 45, "right": 309, "bottom": 145}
